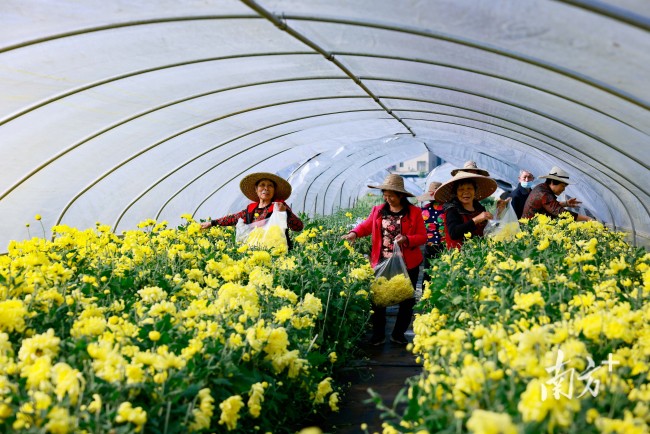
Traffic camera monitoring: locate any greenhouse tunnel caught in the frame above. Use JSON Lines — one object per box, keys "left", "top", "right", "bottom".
{"left": 0, "top": 0, "right": 648, "bottom": 253}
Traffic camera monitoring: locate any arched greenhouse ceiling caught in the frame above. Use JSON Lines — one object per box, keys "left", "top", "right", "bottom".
{"left": 0, "top": 0, "right": 649, "bottom": 252}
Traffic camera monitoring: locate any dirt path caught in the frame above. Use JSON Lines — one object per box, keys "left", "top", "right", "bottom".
{"left": 321, "top": 308, "right": 422, "bottom": 433}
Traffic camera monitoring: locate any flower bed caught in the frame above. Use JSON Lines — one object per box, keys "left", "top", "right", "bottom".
{"left": 375, "top": 214, "right": 649, "bottom": 433}
{"left": 0, "top": 208, "right": 374, "bottom": 433}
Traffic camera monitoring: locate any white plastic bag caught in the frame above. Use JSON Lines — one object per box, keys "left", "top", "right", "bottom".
{"left": 236, "top": 204, "right": 288, "bottom": 252}
{"left": 371, "top": 241, "right": 414, "bottom": 307}
{"left": 235, "top": 218, "right": 260, "bottom": 243}
{"left": 484, "top": 202, "right": 521, "bottom": 241}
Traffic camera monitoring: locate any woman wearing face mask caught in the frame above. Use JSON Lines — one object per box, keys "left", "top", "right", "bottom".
{"left": 434, "top": 171, "right": 498, "bottom": 250}
{"left": 509, "top": 169, "right": 535, "bottom": 219}
{"left": 200, "top": 172, "right": 304, "bottom": 246}
{"left": 341, "top": 174, "right": 426, "bottom": 346}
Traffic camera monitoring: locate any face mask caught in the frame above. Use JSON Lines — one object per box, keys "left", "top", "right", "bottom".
{"left": 521, "top": 181, "right": 532, "bottom": 189}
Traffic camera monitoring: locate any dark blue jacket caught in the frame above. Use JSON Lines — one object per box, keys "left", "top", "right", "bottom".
{"left": 509, "top": 183, "right": 531, "bottom": 218}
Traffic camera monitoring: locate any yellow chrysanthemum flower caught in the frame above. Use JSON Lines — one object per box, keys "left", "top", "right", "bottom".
{"left": 349, "top": 263, "right": 374, "bottom": 280}
{"left": 218, "top": 395, "right": 244, "bottom": 431}
{"left": 190, "top": 388, "right": 215, "bottom": 431}
{"left": 513, "top": 291, "right": 545, "bottom": 312}
{"left": 370, "top": 274, "right": 414, "bottom": 307}
{"left": 313, "top": 377, "right": 333, "bottom": 404}
{"left": 247, "top": 382, "right": 266, "bottom": 418}
{"left": 466, "top": 409, "right": 517, "bottom": 434}
{"left": 115, "top": 402, "right": 147, "bottom": 432}
{"left": 328, "top": 392, "right": 339, "bottom": 412}
{"left": 52, "top": 363, "right": 84, "bottom": 405}
{"left": 87, "top": 394, "right": 102, "bottom": 414}
{"left": 273, "top": 306, "right": 295, "bottom": 323}
{"left": 44, "top": 406, "right": 76, "bottom": 434}
{"left": 0, "top": 299, "right": 28, "bottom": 333}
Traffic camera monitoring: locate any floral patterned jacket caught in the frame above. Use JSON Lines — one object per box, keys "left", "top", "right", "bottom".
{"left": 420, "top": 201, "right": 446, "bottom": 250}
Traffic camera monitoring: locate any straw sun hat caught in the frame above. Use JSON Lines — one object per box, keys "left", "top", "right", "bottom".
{"left": 367, "top": 174, "right": 415, "bottom": 197}
{"left": 539, "top": 166, "right": 573, "bottom": 185}
{"left": 239, "top": 172, "right": 292, "bottom": 202}
{"left": 450, "top": 161, "right": 490, "bottom": 177}
{"left": 433, "top": 171, "right": 497, "bottom": 203}
{"left": 416, "top": 181, "right": 443, "bottom": 202}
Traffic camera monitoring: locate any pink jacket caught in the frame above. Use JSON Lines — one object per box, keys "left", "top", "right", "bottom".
{"left": 351, "top": 204, "right": 427, "bottom": 269}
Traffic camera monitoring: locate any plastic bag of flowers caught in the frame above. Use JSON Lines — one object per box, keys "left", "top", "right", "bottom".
{"left": 236, "top": 206, "right": 288, "bottom": 253}
{"left": 484, "top": 201, "right": 521, "bottom": 242}
{"left": 371, "top": 241, "right": 414, "bottom": 307}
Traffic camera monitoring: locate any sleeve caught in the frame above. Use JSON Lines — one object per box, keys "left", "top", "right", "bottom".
{"left": 541, "top": 193, "right": 577, "bottom": 219}
{"left": 405, "top": 205, "right": 427, "bottom": 248}
{"left": 446, "top": 207, "right": 476, "bottom": 241}
{"left": 285, "top": 207, "right": 304, "bottom": 231}
{"left": 212, "top": 209, "right": 247, "bottom": 227}
{"left": 509, "top": 189, "right": 525, "bottom": 218}
{"left": 350, "top": 206, "right": 377, "bottom": 238}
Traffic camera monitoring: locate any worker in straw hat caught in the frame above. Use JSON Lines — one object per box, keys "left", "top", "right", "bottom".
{"left": 450, "top": 160, "right": 490, "bottom": 177}
{"left": 522, "top": 166, "right": 593, "bottom": 221}
{"left": 200, "top": 172, "right": 304, "bottom": 245}
{"left": 417, "top": 181, "right": 445, "bottom": 284}
{"left": 342, "top": 174, "right": 426, "bottom": 346}
{"left": 434, "top": 171, "right": 498, "bottom": 249}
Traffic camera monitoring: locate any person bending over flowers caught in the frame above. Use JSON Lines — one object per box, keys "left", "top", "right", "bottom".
{"left": 522, "top": 166, "right": 593, "bottom": 222}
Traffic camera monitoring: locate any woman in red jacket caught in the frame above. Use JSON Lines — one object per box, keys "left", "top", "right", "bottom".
{"left": 342, "top": 174, "right": 427, "bottom": 346}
